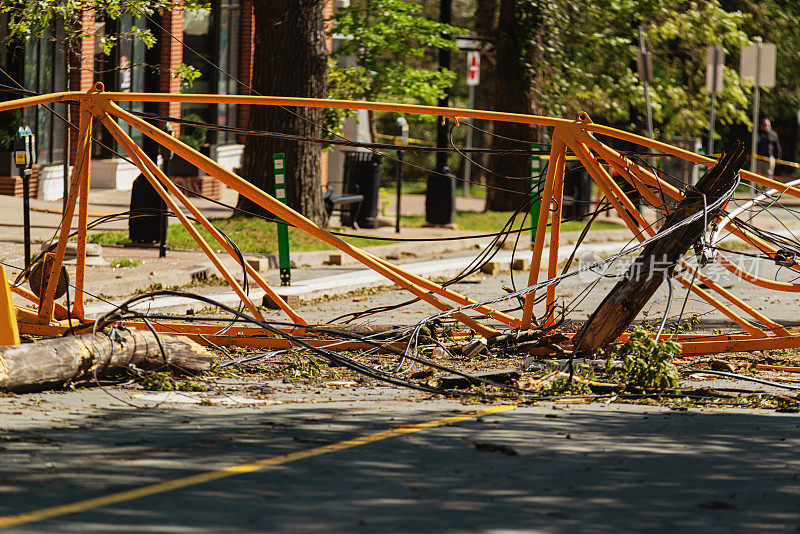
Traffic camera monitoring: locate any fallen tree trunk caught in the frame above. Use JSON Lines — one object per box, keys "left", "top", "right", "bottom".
{"left": 0, "top": 330, "right": 214, "bottom": 393}
{"left": 573, "top": 142, "right": 747, "bottom": 356}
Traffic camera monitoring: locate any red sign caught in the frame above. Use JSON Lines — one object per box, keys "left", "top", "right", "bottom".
{"left": 467, "top": 51, "right": 480, "bottom": 86}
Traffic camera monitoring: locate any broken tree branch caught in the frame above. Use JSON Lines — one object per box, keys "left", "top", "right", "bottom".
{"left": 0, "top": 330, "right": 215, "bottom": 393}
{"left": 573, "top": 142, "right": 747, "bottom": 356}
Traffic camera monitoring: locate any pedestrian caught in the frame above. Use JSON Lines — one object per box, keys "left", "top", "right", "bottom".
{"left": 756, "top": 117, "right": 782, "bottom": 183}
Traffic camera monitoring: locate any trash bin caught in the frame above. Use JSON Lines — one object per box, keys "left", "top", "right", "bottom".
{"left": 129, "top": 174, "right": 167, "bottom": 243}
{"left": 341, "top": 151, "right": 383, "bottom": 229}
{"left": 562, "top": 167, "right": 592, "bottom": 220}
{"left": 425, "top": 166, "right": 456, "bottom": 225}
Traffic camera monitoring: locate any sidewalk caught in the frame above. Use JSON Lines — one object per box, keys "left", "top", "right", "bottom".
{"left": 3, "top": 185, "right": 798, "bottom": 315}
{"left": 81, "top": 240, "right": 630, "bottom": 318}
{"left": 0, "top": 187, "right": 523, "bottom": 308}
{"left": 0, "top": 188, "right": 483, "bottom": 244}
{"left": 0, "top": 187, "right": 238, "bottom": 244}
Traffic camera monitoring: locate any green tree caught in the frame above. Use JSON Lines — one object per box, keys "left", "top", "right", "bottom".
{"left": 485, "top": 0, "right": 550, "bottom": 211}
{"left": 734, "top": 1, "right": 800, "bottom": 127}
{"left": 634, "top": 1, "right": 751, "bottom": 139}
{"left": 538, "top": 0, "right": 752, "bottom": 138}
{"left": 2, "top": 1, "right": 203, "bottom": 88}
{"left": 327, "top": 0, "right": 466, "bottom": 142}
{"left": 486, "top": 0, "right": 753, "bottom": 210}
{"left": 238, "top": 0, "right": 329, "bottom": 225}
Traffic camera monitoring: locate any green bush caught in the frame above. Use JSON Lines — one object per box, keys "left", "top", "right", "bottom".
{"left": 605, "top": 328, "right": 682, "bottom": 389}
{"left": 0, "top": 109, "right": 23, "bottom": 152}
{"left": 178, "top": 112, "right": 208, "bottom": 151}
{"left": 140, "top": 371, "right": 207, "bottom": 392}
{"left": 141, "top": 372, "right": 175, "bottom": 391}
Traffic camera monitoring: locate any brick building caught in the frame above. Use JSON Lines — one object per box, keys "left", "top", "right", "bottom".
{"left": 0, "top": 1, "right": 340, "bottom": 200}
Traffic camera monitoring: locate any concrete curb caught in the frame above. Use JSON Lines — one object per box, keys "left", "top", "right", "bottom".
{"left": 246, "top": 226, "right": 633, "bottom": 268}
{"left": 83, "top": 241, "right": 628, "bottom": 318}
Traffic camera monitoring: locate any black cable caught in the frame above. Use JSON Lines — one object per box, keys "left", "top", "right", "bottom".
{"left": 82, "top": 289, "right": 725, "bottom": 402}
{"left": 671, "top": 267, "right": 699, "bottom": 339}
{"left": 327, "top": 166, "right": 546, "bottom": 324}
{"left": 450, "top": 121, "right": 542, "bottom": 181}
{"left": 131, "top": 110, "right": 546, "bottom": 155}
{"left": 89, "top": 290, "right": 537, "bottom": 400}
{"left": 140, "top": 10, "right": 540, "bottom": 198}
{"left": 100, "top": 294, "right": 512, "bottom": 399}
{"left": 149, "top": 170, "right": 613, "bottom": 242}
{"left": 9, "top": 204, "right": 251, "bottom": 337}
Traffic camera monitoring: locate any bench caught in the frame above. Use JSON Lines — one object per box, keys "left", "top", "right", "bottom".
{"left": 324, "top": 186, "right": 364, "bottom": 229}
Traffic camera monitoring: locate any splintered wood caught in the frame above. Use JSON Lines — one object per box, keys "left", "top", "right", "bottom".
{"left": 573, "top": 142, "right": 748, "bottom": 355}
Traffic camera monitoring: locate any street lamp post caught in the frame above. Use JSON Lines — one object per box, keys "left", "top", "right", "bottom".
{"left": 425, "top": 0, "right": 455, "bottom": 226}
{"left": 740, "top": 42, "right": 777, "bottom": 173}
{"left": 395, "top": 116, "right": 408, "bottom": 234}
{"left": 14, "top": 126, "right": 36, "bottom": 267}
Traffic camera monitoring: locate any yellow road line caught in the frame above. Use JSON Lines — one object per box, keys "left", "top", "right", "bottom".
{"left": 0, "top": 404, "right": 517, "bottom": 529}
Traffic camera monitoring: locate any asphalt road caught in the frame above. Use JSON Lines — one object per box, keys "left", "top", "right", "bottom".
{"left": 235, "top": 252, "right": 800, "bottom": 333}
{"left": 0, "top": 386, "right": 799, "bottom": 533}
{"left": 4, "top": 198, "right": 800, "bottom": 532}
{"left": 4, "top": 241, "right": 800, "bottom": 532}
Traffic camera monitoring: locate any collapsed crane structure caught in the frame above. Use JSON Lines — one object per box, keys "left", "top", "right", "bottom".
{"left": 3, "top": 84, "right": 800, "bottom": 391}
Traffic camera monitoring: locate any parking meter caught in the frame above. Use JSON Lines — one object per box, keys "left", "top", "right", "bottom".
{"left": 14, "top": 126, "right": 35, "bottom": 169}
{"left": 394, "top": 117, "right": 409, "bottom": 147}
{"left": 14, "top": 126, "right": 35, "bottom": 267}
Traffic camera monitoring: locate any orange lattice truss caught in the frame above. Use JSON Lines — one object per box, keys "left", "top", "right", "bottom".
{"left": 3, "top": 84, "right": 800, "bottom": 355}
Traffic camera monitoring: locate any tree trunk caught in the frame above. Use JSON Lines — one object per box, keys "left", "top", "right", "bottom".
{"left": 485, "top": 0, "right": 538, "bottom": 212}
{"left": 0, "top": 331, "right": 215, "bottom": 393}
{"left": 238, "top": 0, "right": 329, "bottom": 226}
{"left": 366, "top": 109, "right": 378, "bottom": 144}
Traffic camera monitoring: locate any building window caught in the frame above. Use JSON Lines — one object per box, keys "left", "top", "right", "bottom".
{"left": 22, "top": 22, "right": 67, "bottom": 165}
{"left": 216, "top": 1, "right": 241, "bottom": 140}
{"left": 98, "top": 13, "right": 147, "bottom": 156}
{"left": 183, "top": 0, "right": 241, "bottom": 145}
{"left": 116, "top": 14, "right": 146, "bottom": 147}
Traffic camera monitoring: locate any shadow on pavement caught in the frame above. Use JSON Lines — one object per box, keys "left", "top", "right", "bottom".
{"left": 0, "top": 403, "right": 798, "bottom": 532}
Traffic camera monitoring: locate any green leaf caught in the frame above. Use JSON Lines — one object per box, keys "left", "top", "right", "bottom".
{"left": 326, "top": 0, "right": 466, "bottom": 138}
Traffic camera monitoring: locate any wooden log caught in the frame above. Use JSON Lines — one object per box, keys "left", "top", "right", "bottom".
{"left": 512, "top": 258, "right": 530, "bottom": 271}
{"left": 0, "top": 330, "right": 214, "bottom": 393}
{"left": 480, "top": 261, "right": 501, "bottom": 275}
{"left": 573, "top": 142, "right": 747, "bottom": 355}
{"left": 262, "top": 293, "right": 300, "bottom": 309}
